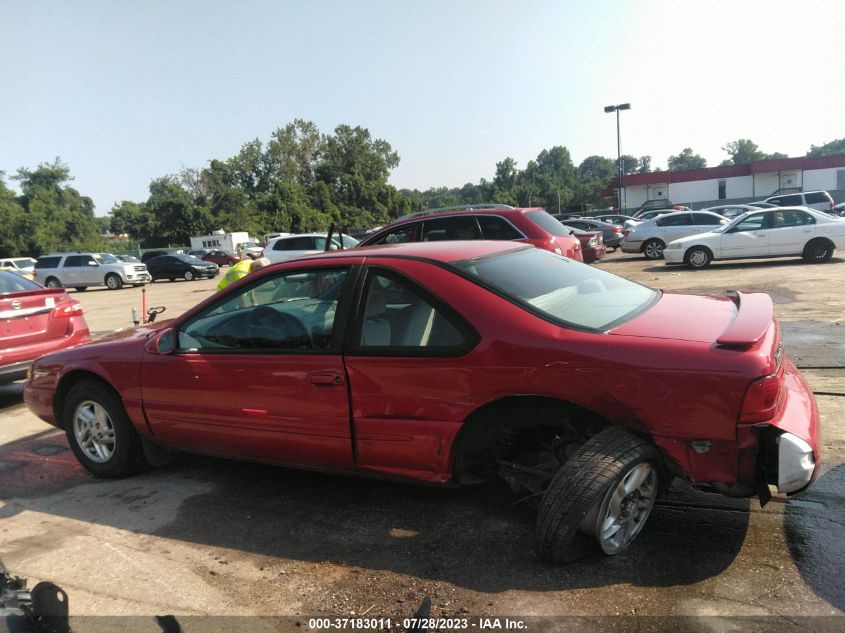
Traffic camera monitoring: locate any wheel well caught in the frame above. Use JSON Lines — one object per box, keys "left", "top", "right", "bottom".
{"left": 685, "top": 244, "right": 713, "bottom": 259}
{"left": 450, "top": 395, "right": 608, "bottom": 484}
{"left": 54, "top": 370, "right": 118, "bottom": 429}
{"left": 641, "top": 237, "right": 665, "bottom": 251}
{"left": 805, "top": 236, "right": 835, "bottom": 250}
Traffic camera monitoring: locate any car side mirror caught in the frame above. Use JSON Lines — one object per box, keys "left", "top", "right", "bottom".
{"left": 146, "top": 328, "right": 176, "bottom": 355}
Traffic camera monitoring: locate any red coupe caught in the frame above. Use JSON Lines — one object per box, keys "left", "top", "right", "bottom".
{"left": 1, "top": 271, "right": 90, "bottom": 384}
{"left": 23, "top": 241, "right": 819, "bottom": 561}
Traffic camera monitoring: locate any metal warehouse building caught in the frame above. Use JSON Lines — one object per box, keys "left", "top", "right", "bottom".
{"left": 609, "top": 154, "right": 845, "bottom": 210}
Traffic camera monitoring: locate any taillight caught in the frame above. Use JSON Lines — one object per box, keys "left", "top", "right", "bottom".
{"left": 612, "top": 227, "right": 622, "bottom": 234}
{"left": 55, "top": 302, "right": 83, "bottom": 317}
{"left": 739, "top": 373, "right": 785, "bottom": 422}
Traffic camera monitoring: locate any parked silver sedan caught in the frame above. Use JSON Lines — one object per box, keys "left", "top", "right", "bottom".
{"left": 621, "top": 211, "right": 727, "bottom": 259}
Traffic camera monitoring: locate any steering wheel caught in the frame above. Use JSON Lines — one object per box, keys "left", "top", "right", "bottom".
{"left": 245, "top": 306, "right": 310, "bottom": 348}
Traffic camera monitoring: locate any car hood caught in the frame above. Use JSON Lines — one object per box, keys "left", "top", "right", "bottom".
{"left": 93, "top": 318, "right": 175, "bottom": 343}
{"left": 611, "top": 292, "right": 739, "bottom": 343}
{"left": 668, "top": 230, "right": 722, "bottom": 246}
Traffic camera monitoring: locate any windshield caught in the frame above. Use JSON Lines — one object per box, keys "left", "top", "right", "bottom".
{"left": 454, "top": 248, "right": 658, "bottom": 331}
{"left": 94, "top": 253, "right": 119, "bottom": 264}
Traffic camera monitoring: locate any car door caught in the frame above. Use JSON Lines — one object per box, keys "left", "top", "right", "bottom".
{"left": 769, "top": 209, "right": 816, "bottom": 255}
{"left": 77, "top": 254, "right": 100, "bottom": 285}
{"left": 343, "top": 264, "right": 479, "bottom": 481}
{"left": 141, "top": 262, "right": 358, "bottom": 469}
{"left": 720, "top": 212, "right": 773, "bottom": 257}
{"left": 61, "top": 255, "right": 87, "bottom": 286}
{"left": 654, "top": 214, "right": 692, "bottom": 242}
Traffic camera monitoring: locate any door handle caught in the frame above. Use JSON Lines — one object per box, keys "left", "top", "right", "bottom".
{"left": 310, "top": 372, "right": 344, "bottom": 386}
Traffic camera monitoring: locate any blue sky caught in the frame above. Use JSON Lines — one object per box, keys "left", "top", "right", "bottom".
{"left": 1, "top": 0, "right": 843, "bottom": 214}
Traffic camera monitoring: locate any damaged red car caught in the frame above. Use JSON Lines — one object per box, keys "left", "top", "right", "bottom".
{"left": 23, "top": 241, "right": 819, "bottom": 561}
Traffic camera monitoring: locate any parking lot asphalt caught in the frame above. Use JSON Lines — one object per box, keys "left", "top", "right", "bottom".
{"left": 1, "top": 253, "right": 843, "bottom": 628}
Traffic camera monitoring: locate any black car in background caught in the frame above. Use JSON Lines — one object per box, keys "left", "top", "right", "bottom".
{"left": 145, "top": 254, "right": 218, "bottom": 282}
{"left": 559, "top": 218, "right": 624, "bottom": 250}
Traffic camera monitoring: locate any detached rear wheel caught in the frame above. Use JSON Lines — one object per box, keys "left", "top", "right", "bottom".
{"left": 536, "top": 426, "right": 661, "bottom": 563}
{"left": 63, "top": 381, "right": 144, "bottom": 477}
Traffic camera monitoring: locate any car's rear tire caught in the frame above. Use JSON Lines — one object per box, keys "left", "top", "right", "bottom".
{"left": 105, "top": 273, "right": 123, "bottom": 290}
{"left": 684, "top": 246, "right": 712, "bottom": 269}
{"left": 45, "top": 277, "right": 62, "bottom": 288}
{"left": 803, "top": 238, "right": 834, "bottom": 263}
{"left": 642, "top": 239, "right": 665, "bottom": 260}
{"left": 183, "top": 270, "right": 194, "bottom": 281}
{"left": 536, "top": 426, "right": 661, "bottom": 563}
{"left": 63, "top": 381, "right": 145, "bottom": 478}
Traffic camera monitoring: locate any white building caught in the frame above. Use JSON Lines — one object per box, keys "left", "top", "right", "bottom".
{"left": 609, "top": 154, "right": 845, "bottom": 209}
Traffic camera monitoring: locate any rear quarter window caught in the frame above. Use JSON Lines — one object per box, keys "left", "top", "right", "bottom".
{"left": 35, "top": 256, "right": 62, "bottom": 269}
{"left": 805, "top": 192, "right": 831, "bottom": 204}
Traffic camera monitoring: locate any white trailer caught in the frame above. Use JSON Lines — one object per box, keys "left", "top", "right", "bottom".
{"left": 190, "top": 231, "right": 251, "bottom": 255}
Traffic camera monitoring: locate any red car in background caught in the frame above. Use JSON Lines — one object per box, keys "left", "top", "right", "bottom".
{"left": 201, "top": 249, "right": 239, "bottom": 267}
{"left": 560, "top": 225, "right": 606, "bottom": 263}
{"left": 23, "top": 241, "right": 818, "bottom": 562}
{"left": 0, "top": 271, "right": 90, "bottom": 384}
{"left": 358, "top": 204, "right": 583, "bottom": 261}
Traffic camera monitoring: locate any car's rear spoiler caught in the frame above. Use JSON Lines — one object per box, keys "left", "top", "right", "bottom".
{"left": 717, "top": 291, "right": 774, "bottom": 347}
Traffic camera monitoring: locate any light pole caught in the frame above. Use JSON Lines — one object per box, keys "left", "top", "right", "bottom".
{"left": 604, "top": 103, "right": 631, "bottom": 210}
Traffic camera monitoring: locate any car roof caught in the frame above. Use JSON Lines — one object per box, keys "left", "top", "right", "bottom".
{"left": 286, "top": 239, "right": 527, "bottom": 264}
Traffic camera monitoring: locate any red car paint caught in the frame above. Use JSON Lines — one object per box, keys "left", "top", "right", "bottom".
{"left": 358, "top": 207, "right": 583, "bottom": 262}
{"left": 23, "top": 241, "right": 818, "bottom": 495}
{"left": 0, "top": 273, "right": 91, "bottom": 383}
{"left": 201, "top": 250, "right": 239, "bottom": 267}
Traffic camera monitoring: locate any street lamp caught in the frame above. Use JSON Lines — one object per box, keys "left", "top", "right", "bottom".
{"left": 604, "top": 103, "right": 631, "bottom": 210}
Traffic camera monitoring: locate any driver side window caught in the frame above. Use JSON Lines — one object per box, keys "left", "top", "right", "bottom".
{"left": 178, "top": 268, "right": 349, "bottom": 353}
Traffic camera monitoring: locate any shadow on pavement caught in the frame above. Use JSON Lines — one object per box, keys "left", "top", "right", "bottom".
{"left": 784, "top": 465, "right": 845, "bottom": 611}
{"left": 0, "top": 428, "right": 751, "bottom": 593}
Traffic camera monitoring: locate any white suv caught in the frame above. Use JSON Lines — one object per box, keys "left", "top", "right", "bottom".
{"left": 33, "top": 252, "right": 151, "bottom": 291}
{"left": 764, "top": 190, "right": 834, "bottom": 213}
{"left": 264, "top": 233, "right": 359, "bottom": 264}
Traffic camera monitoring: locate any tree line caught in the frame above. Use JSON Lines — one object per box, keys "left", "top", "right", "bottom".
{"left": 2, "top": 126, "right": 844, "bottom": 257}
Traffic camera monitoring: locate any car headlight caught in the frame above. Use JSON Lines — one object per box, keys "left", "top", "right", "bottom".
{"left": 667, "top": 242, "right": 682, "bottom": 249}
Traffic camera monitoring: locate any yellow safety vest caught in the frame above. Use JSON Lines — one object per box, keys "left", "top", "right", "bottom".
{"left": 216, "top": 259, "right": 253, "bottom": 292}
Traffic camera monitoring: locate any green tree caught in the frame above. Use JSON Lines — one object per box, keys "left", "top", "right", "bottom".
{"left": 11, "top": 159, "right": 103, "bottom": 256}
{"left": 667, "top": 148, "right": 707, "bottom": 171}
{"left": 637, "top": 155, "right": 652, "bottom": 173}
{"left": 145, "top": 177, "right": 212, "bottom": 245}
{"left": 806, "top": 138, "right": 845, "bottom": 157}
{"left": 722, "top": 139, "right": 766, "bottom": 165}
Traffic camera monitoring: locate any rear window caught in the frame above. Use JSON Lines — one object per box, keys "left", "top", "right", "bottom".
{"left": 274, "top": 236, "right": 313, "bottom": 251}
{"left": 35, "top": 256, "right": 61, "bottom": 269}
{"left": 805, "top": 192, "right": 832, "bottom": 204}
{"left": 454, "top": 248, "right": 658, "bottom": 331}
{"left": 692, "top": 213, "right": 724, "bottom": 225}
{"left": 524, "top": 211, "right": 570, "bottom": 237}
{"left": 0, "top": 270, "right": 41, "bottom": 293}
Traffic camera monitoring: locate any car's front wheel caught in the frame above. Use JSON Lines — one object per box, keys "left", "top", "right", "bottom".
{"left": 536, "top": 426, "right": 661, "bottom": 563}
{"left": 105, "top": 273, "right": 123, "bottom": 290}
{"left": 642, "top": 239, "right": 665, "bottom": 260}
{"left": 685, "top": 246, "right": 712, "bottom": 269}
{"left": 183, "top": 270, "right": 194, "bottom": 281}
{"left": 63, "top": 381, "right": 144, "bottom": 478}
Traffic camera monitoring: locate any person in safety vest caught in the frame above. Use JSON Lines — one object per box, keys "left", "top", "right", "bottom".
{"left": 216, "top": 257, "right": 270, "bottom": 292}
